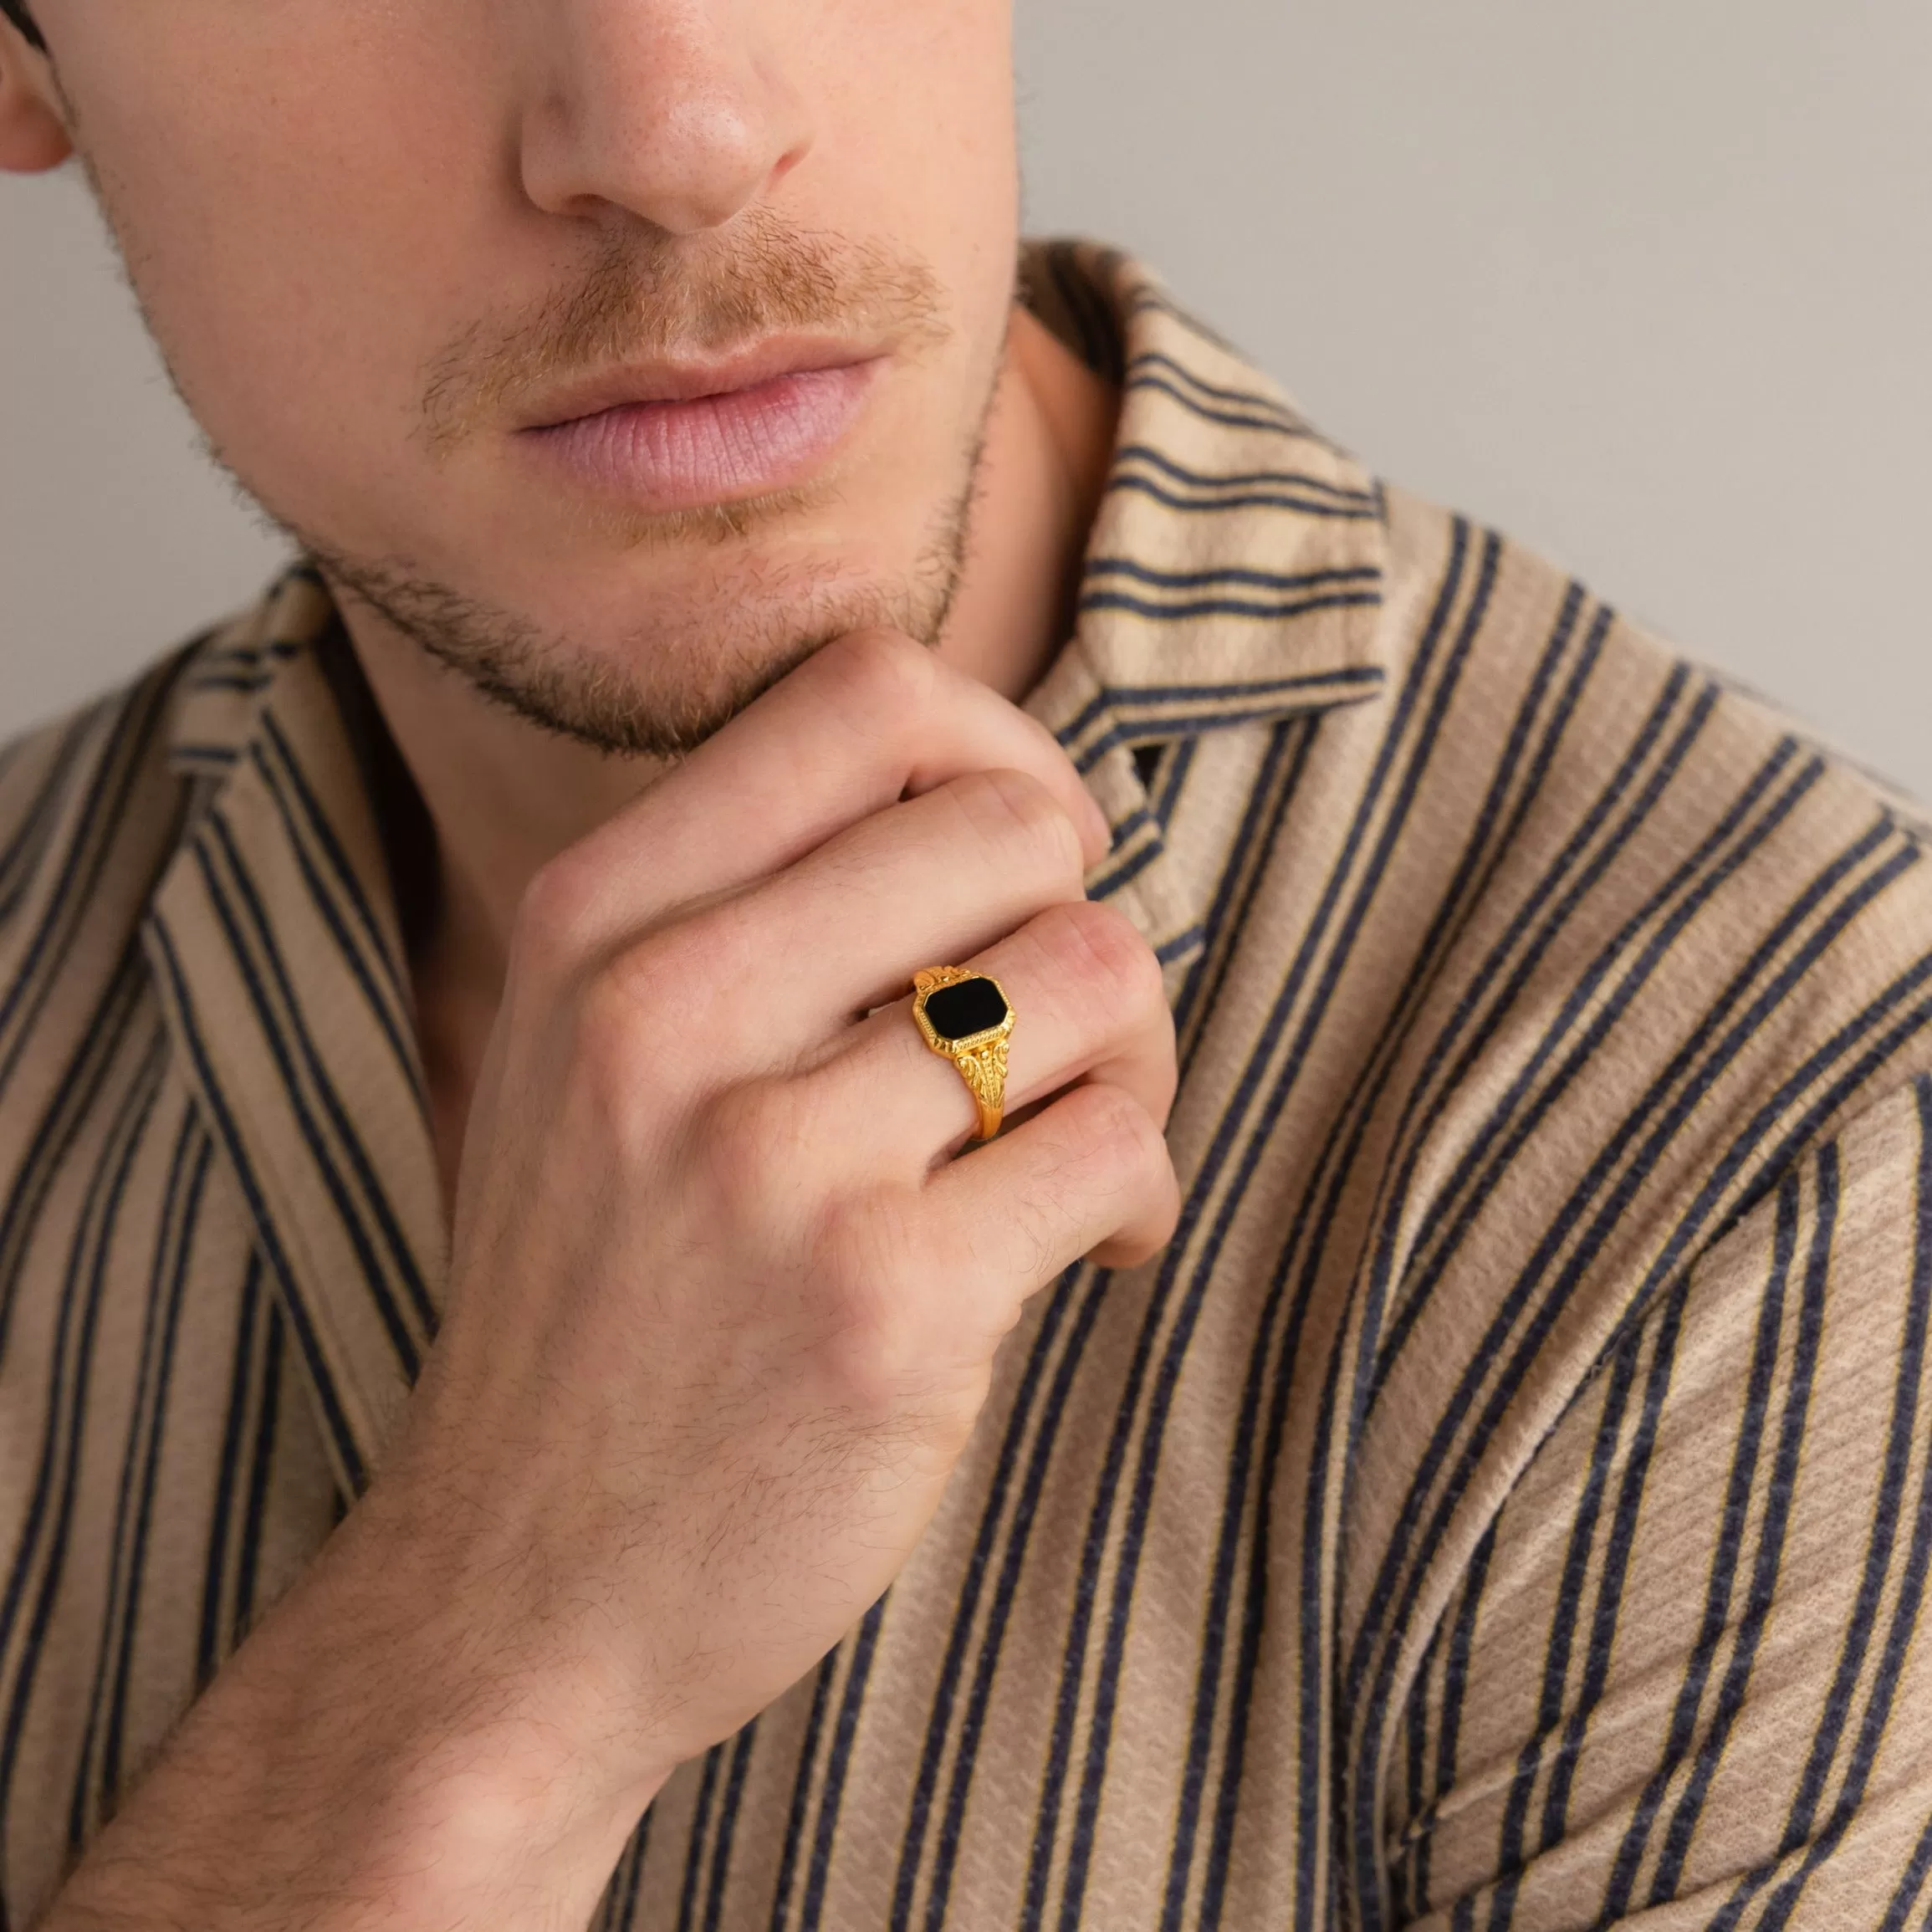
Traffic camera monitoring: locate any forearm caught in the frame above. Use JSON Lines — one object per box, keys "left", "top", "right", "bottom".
{"left": 40, "top": 1500, "right": 662, "bottom": 1932}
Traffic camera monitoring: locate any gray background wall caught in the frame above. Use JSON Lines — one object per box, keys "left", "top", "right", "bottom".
{"left": 6, "top": 3, "right": 1929, "bottom": 791}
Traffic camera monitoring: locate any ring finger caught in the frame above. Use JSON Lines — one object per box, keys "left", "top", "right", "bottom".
{"left": 804, "top": 897, "right": 1178, "bottom": 1170}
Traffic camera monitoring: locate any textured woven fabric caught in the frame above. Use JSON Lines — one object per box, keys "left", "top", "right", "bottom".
{"left": 4, "top": 243, "right": 1932, "bottom": 1930}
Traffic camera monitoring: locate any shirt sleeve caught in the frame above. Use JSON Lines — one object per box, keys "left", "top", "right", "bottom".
{"left": 1387, "top": 1073, "right": 1932, "bottom": 1930}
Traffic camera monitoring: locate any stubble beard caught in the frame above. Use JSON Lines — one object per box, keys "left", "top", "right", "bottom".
{"left": 287, "top": 394, "right": 994, "bottom": 760}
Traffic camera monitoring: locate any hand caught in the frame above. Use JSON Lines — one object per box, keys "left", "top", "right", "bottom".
{"left": 378, "top": 626, "right": 1179, "bottom": 1778}
{"left": 44, "top": 630, "right": 1179, "bottom": 1931}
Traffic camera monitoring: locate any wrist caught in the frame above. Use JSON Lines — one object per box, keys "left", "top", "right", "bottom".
{"left": 287, "top": 1476, "right": 680, "bottom": 1870}
{"left": 54, "top": 1477, "right": 677, "bottom": 1932}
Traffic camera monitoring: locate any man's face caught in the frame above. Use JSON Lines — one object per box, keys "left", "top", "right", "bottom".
{"left": 26, "top": 0, "right": 1020, "bottom": 751}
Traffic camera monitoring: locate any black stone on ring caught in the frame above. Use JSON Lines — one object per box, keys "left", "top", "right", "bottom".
{"left": 921, "top": 975, "right": 1009, "bottom": 1043}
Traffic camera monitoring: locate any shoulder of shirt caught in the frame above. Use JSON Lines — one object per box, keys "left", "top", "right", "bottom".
{"left": 1363, "top": 473, "right": 1932, "bottom": 1206}
{"left": 1372, "top": 475, "right": 1932, "bottom": 859}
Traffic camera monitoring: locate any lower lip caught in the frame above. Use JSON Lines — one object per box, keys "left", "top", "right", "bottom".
{"left": 519, "top": 360, "right": 880, "bottom": 511}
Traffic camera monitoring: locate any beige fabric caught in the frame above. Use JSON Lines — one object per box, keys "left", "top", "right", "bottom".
{"left": 4, "top": 242, "right": 1932, "bottom": 1930}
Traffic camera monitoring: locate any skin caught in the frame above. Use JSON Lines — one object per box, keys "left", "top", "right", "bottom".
{"left": 2, "top": 2, "right": 1181, "bottom": 1923}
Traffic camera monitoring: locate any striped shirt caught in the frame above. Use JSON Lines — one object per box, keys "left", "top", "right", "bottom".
{"left": 4, "top": 240, "right": 1932, "bottom": 1931}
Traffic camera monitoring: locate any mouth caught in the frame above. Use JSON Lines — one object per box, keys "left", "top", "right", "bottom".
{"left": 514, "top": 340, "right": 886, "bottom": 514}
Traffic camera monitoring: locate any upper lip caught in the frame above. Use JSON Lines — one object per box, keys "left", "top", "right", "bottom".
{"left": 515, "top": 336, "right": 881, "bottom": 432}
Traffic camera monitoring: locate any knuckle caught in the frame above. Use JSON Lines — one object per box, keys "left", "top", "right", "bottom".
{"left": 1074, "top": 1080, "right": 1167, "bottom": 1171}
{"left": 694, "top": 1077, "right": 810, "bottom": 1226}
{"left": 510, "top": 850, "right": 604, "bottom": 982}
{"left": 1039, "top": 897, "right": 1164, "bottom": 1010}
{"left": 570, "top": 968, "right": 656, "bottom": 1095}
{"left": 609, "top": 899, "right": 750, "bottom": 1019}
{"left": 803, "top": 1191, "right": 955, "bottom": 1418}
{"left": 807, "top": 626, "right": 938, "bottom": 733}
{"left": 945, "top": 768, "right": 1084, "bottom": 881}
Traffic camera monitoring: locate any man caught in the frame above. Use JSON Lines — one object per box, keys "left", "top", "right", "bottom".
{"left": 3, "top": 1, "right": 1930, "bottom": 1926}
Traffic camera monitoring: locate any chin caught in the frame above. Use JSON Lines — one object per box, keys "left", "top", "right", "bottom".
{"left": 310, "top": 515, "right": 963, "bottom": 761}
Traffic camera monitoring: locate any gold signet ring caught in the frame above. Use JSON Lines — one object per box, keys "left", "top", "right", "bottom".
{"left": 912, "top": 967, "right": 1015, "bottom": 1142}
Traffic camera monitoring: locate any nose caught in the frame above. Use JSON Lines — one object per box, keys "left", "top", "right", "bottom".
{"left": 517, "top": 0, "right": 810, "bottom": 236}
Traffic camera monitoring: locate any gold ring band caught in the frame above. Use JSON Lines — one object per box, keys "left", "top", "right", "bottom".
{"left": 911, "top": 967, "right": 1014, "bottom": 1142}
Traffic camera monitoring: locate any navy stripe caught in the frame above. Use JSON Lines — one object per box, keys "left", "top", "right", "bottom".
{"left": 1077, "top": 587, "right": 1383, "bottom": 626}
{"left": 0, "top": 657, "right": 182, "bottom": 1107}
{"left": 888, "top": 1266, "right": 1085, "bottom": 1930}
{"left": 248, "top": 736, "right": 422, "bottom": 1107}
{"left": 1364, "top": 720, "right": 1821, "bottom": 1429}
{"left": 189, "top": 636, "right": 305, "bottom": 672}
{"left": 192, "top": 810, "right": 427, "bottom": 1347}
{"left": 1107, "top": 473, "right": 1382, "bottom": 520}
{"left": 675, "top": 1743, "right": 726, "bottom": 1932}
{"left": 702, "top": 1723, "right": 759, "bottom": 1932}
{"left": 1054, "top": 667, "right": 1384, "bottom": 757}
{"left": 1424, "top": 1521, "right": 1497, "bottom": 1916}
{"left": 1367, "top": 710, "right": 1814, "bottom": 1416}
{"left": 1644, "top": 1150, "right": 1837, "bottom": 1907}
{"left": 1173, "top": 717, "right": 1321, "bottom": 1058}
{"left": 202, "top": 810, "right": 434, "bottom": 1336}
{"left": 0, "top": 1025, "right": 166, "bottom": 1843}
{"left": 916, "top": 1270, "right": 1112, "bottom": 1932}
{"left": 766, "top": 1653, "right": 839, "bottom": 1932}
{"left": 165, "top": 744, "right": 241, "bottom": 770}
{"left": 1876, "top": 1813, "right": 1932, "bottom": 1931}
{"left": 1085, "top": 828, "right": 1163, "bottom": 902}
{"left": 197, "top": 1253, "right": 264, "bottom": 1689}
{"left": 69, "top": 1107, "right": 207, "bottom": 1837}
{"left": 1371, "top": 680, "right": 1749, "bottom": 1347}
{"left": 1085, "top": 558, "right": 1383, "bottom": 595}
{"left": 795, "top": 1594, "right": 887, "bottom": 1932}
{"left": 1155, "top": 922, "right": 1208, "bottom": 969}
{"left": 99, "top": 1119, "right": 207, "bottom": 1803}
{"left": 1134, "top": 725, "right": 1327, "bottom": 1922}
{"left": 607, "top": 1810, "right": 652, "bottom": 1932}
{"left": 1126, "top": 370, "right": 1316, "bottom": 438}
{"left": 1159, "top": 649, "right": 1475, "bottom": 1916}
{"left": 142, "top": 915, "right": 365, "bottom": 1490}
{"left": 1070, "top": 684, "right": 1383, "bottom": 779}
{"left": 1151, "top": 736, "right": 1195, "bottom": 830}
{"left": 1531, "top": 1270, "right": 1694, "bottom": 1870}
{"left": 1112, "top": 441, "right": 1377, "bottom": 503}
{"left": 0, "top": 948, "right": 148, "bottom": 1367}
{"left": 1159, "top": 528, "right": 1500, "bottom": 1926}
{"left": 1127, "top": 350, "right": 1305, "bottom": 416}
{"left": 1481, "top": 1316, "right": 1649, "bottom": 1929}
{"left": 233, "top": 1295, "right": 284, "bottom": 1640}
{"left": 256, "top": 713, "right": 415, "bottom": 1049}
{"left": 1781, "top": 1096, "right": 1932, "bottom": 1855}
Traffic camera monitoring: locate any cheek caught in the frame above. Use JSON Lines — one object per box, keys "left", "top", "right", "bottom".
{"left": 61, "top": 7, "right": 486, "bottom": 498}
{"left": 810, "top": 6, "right": 1019, "bottom": 357}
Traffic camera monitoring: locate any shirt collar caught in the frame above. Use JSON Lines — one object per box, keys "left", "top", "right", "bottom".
{"left": 1017, "top": 241, "right": 1388, "bottom": 975}
{"left": 1018, "top": 240, "right": 1387, "bottom": 767}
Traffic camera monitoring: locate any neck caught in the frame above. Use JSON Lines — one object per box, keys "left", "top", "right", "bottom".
{"left": 334, "top": 304, "right": 1117, "bottom": 1209}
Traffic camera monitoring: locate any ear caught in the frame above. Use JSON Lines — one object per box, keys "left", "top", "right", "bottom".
{"left": 0, "top": 14, "right": 74, "bottom": 172}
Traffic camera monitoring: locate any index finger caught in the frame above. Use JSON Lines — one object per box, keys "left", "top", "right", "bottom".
{"left": 543, "top": 629, "right": 1111, "bottom": 949}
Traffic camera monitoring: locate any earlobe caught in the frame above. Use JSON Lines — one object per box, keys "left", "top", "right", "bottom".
{"left": 0, "top": 24, "right": 74, "bottom": 172}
